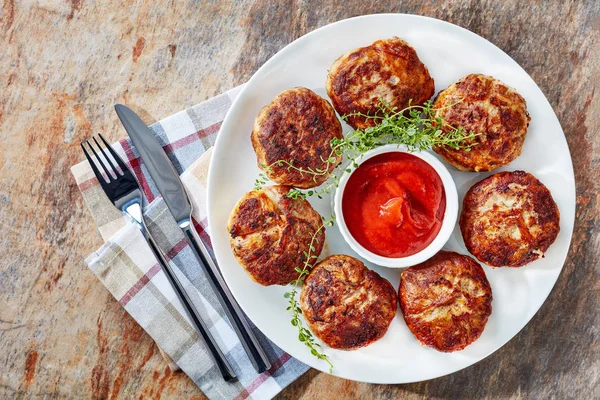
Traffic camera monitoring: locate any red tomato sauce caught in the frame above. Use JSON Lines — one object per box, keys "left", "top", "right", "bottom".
{"left": 342, "top": 152, "right": 446, "bottom": 258}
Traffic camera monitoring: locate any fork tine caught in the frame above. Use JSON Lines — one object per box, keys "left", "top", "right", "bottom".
{"left": 98, "top": 133, "right": 129, "bottom": 174}
{"left": 93, "top": 136, "right": 120, "bottom": 176}
{"left": 81, "top": 141, "right": 107, "bottom": 185}
{"left": 85, "top": 139, "right": 113, "bottom": 182}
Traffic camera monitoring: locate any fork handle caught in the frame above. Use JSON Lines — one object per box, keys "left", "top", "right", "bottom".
{"left": 180, "top": 224, "right": 272, "bottom": 374}
{"left": 142, "top": 230, "right": 237, "bottom": 382}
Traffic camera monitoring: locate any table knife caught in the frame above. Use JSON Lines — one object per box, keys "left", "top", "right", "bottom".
{"left": 114, "top": 104, "right": 271, "bottom": 374}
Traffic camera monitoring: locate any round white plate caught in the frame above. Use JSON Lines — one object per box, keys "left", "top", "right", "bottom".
{"left": 207, "top": 14, "right": 575, "bottom": 383}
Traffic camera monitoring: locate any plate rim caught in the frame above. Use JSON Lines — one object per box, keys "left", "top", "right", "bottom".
{"left": 207, "top": 13, "right": 576, "bottom": 383}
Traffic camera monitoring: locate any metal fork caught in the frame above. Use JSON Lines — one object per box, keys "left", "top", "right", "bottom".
{"left": 81, "top": 134, "right": 237, "bottom": 382}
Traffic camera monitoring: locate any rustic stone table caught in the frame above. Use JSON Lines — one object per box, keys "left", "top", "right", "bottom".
{"left": 1, "top": 1, "right": 598, "bottom": 398}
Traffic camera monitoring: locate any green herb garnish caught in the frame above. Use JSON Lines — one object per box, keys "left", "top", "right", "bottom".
{"left": 284, "top": 214, "right": 335, "bottom": 373}
{"left": 254, "top": 100, "right": 477, "bottom": 199}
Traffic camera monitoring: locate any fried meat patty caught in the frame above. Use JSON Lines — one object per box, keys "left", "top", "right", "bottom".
{"left": 251, "top": 87, "right": 343, "bottom": 189}
{"left": 460, "top": 171, "right": 560, "bottom": 267}
{"left": 399, "top": 251, "right": 492, "bottom": 352}
{"left": 227, "top": 185, "right": 325, "bottom": 286}
{"left": 326, "top": 37, "right": 435, "bottom": 130}
{"left": 300, "top": 255, "right": 397, "bottom": 350}
{"left": 433, "top": 74, "right": 531, "bottom": 171}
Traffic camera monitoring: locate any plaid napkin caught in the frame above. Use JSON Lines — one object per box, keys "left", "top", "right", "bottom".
{"left": 70, "top": 86, "right": 309, "bottom": 400}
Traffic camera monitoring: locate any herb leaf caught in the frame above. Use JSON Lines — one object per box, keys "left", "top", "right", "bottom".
{"left": 284, "top": 214, "right": 335, "bottom": 373}
{"left": 254, "top": 99, "right": 477, "bottom": 197}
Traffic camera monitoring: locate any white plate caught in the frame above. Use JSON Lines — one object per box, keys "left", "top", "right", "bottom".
{"left": 207, "top": 14, "right": 575, "bottom": 383}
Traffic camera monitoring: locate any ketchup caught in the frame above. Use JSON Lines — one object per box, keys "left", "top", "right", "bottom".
{"left": 342, "top": 152, "right": 445, "bottom": 258}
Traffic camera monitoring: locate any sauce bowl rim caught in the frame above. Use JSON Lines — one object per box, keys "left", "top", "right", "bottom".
{"left": 333, "top": 144, "right": 459, "bottom": 269}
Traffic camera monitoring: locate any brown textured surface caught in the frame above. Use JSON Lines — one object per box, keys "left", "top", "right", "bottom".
{"left": 228, "top": 185, "right": 325, "bottom": 286}
{"left": 433, "top": 74, "right": 531, "bottom": 172}
{"left": 300, "top": 255, "right": 397, "bottom": 350}
{"left": 326, "top": 37, "right": 435, "bottom": 129}
{"left": 251, "top": 87, "right": 342, "bottom": 189}
{"left": 0, "top": 1, "right": 598, "bottom": 399}
{"left": 460, "top": 171, "right": 560, "bottom": 267}
{"left": 399, "top": 251, "right": 493, "bottom": 352}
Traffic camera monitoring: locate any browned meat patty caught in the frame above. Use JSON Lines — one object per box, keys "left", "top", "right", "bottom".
{"left": 251, "top": 87, "right": 343, "bottom": 189}
{"left": 300, "top": 255, "right": 397, "bottom": 350}
{"left": 326, "top": 37, "right": 435, "bottom": 130}
{"left": 460, "top": 170, "right": 560, "bottom": 267}
{"left": 433, "top": 74, "right": 531, "bottom": 171}
{"left": 227, "top": 185, "right": 325, "bottom": 286}
{"left": 399, "top": 251, "right": 493, "bottom": 352}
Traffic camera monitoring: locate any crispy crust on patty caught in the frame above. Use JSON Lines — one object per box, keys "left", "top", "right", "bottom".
{"left": 399, "top": 251, "right": 492, "bottom": 352}
{"left": 251, "top": 87, "right": 343, "bottom": 189}
{"left": 227, "top": 185, "right": 325, "bottom": 286}
{"left": 300, "top": 255, "right": 397, "bottom": 350}
{"left": 326, "top": 37, "right": 435, "bottom": 130}
{"left": 460, "top": 170, "right": 560, "bottom": 267}
{"left": 433, "top": 74, "right": 531, "bottom": 171}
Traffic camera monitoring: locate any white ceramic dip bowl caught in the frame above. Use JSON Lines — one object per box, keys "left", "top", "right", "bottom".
{"left": 333, "top": 144, "right": 458, "bottom": 268}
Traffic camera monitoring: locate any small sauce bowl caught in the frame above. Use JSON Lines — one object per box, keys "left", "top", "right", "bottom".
{"left": 334, "top": 144, "right": 458, "bottom": 268}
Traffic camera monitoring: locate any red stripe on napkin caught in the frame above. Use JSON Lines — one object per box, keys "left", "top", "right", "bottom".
{"left": 119, "top": 237, "right": 189, "bottom": 306}
{"left": 192, "top": 217, "right": 212, "bottom": 249}
{"left": 163, "top": 121, "right": 222, "bottom": 153}
{"left": 233, "top": 352, "right": 292, "bottom": 400}
{"left": 165, "top": 238, "right": 188, "bottom": 261}
{"left": 120, "top": 139, "right": 155, "bottom": 203}
{"left": 78, "top": 177, "right": 99, "bottom": 191}
{"left": 119, "top": 263, "right": 162, "bottom": 306}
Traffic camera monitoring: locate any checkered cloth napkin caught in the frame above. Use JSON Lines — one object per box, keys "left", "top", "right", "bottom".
{"left": 70, "top": 86, "right": 309, "bottom": 399}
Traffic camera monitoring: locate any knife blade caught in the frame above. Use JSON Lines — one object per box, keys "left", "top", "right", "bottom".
{"left": 115, "top": 104, "right": 271, "bottom": 374}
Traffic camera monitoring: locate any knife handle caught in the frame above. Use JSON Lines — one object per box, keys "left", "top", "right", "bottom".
{"left": 142, "top": 229, "right": 237, "bottom": 382}
{"left": 180, "top": 223, "right": 272, "bottom": 374}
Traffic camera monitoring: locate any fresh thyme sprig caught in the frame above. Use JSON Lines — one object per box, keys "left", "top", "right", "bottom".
{"left": 255, "top": 99, "right": 478, "bottom": 200}
{"left": 254, "top": 171, "right": 270, "bottom": 190}
{"left": 283, "top": 214, "right": 335, "bottom": 373}
{"left": 254, "top": 144, "right": 343, "bottom": 190}
{"left": 341, "top": 99, "right": 477, "bottom": 154}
